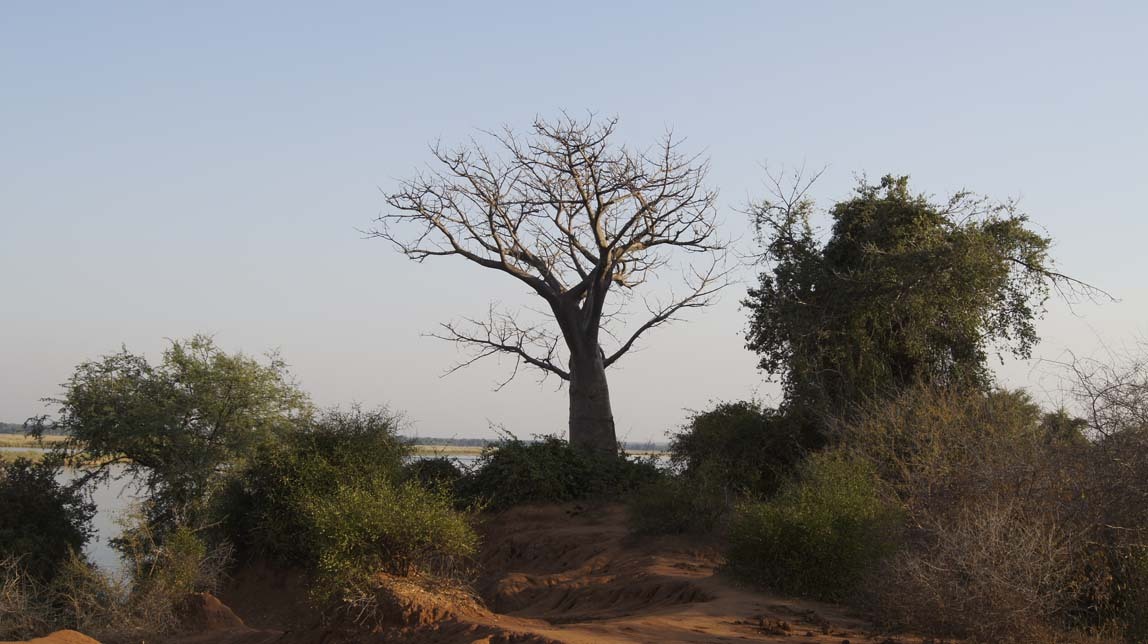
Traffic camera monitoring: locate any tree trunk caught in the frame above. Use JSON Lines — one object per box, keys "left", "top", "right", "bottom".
{"left": 568, "top": 347, "right": 617, "bottom": 454}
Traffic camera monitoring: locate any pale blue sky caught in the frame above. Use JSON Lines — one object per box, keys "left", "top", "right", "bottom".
{"left": 2, "top": 2, "right": 1146, "bottom": 441}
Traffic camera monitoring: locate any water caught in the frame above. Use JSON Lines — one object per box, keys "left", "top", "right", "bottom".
{"left": 60, "top": 464, "right": 139, "bottom": 574}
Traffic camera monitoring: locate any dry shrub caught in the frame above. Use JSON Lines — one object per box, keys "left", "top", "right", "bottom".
{"left": 1, "top": 556, "right": 49, "bottom": 639}
{"left": 0, "top": 514, "right": 232, "bottom": 643}
{"left": 845, "top": 384, "right": 1148, "bottom": 642}
{"left": 872, "top": 501, "right": 1072, "bottom": 642}
{"left": 0, "top": 552, "right": 133, "bottom": 641}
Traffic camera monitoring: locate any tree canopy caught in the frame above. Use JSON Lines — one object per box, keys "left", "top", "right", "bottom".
{"left": 744, "top": 174, "right": 1095, "bottom": 420}
{"left": 29, "top": 335, "right": 311, "bottom": 531}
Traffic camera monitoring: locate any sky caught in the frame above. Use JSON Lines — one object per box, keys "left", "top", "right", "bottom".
{"left": 2, "top": 2, "right": 1146, "bottom": 442}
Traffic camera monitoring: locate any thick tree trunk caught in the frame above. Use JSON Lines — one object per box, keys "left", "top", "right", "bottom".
{"left": 567, "top": 347, "right": 617, "bottom": 454}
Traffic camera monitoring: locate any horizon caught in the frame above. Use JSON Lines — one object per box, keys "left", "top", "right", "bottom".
{"left": 4, "top": 2, "right": 1146, "bottom": 443}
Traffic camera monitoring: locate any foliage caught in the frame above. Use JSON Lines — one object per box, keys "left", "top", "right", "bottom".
{"left": 0, "top": 552, "right": 125, "bottom": 642}
{"left": 726, "top": 451, "right": 900, "bottom": 601}
{"left": 115, "top": 510, "right": 230, "bottom": 605}
{"left": 218, "top": 406, "right": 409, "bottom": 566}
{"left": 0, "top": 457, "right": 94, "bottom": 582}
{"left": 839, "top": 384, "right": 1046, "bottom": 509}
{"left": 627, "top": 469, "right": 728, "bottom": 535}
{"left": 844, "top": 384, "right": 1148, "bottom": 641}
{"left": 0, "top": 525, "right": 230, "bottom": 643}
{"left": 458, "top": 434, "right": 660, "bottom": 511}
{"left": 218, "top": 403, "right": 477, "bottom": 604}
{"left": 307, "top": 478, "right": 478, "bottom": 601}
{"left": 745, "top": 174, "right": 1058, "bottom": 421}
{"left": 669, "top": 400, "right": 816, "bottom": 497}
{"left": 1040, "top": 408, "right": 1090, "bottom": 446}
{"left": 870, "top": 501, "right": 1073, "bottom": 643}
{"left": 403, "top": 457, "right": 464, "bottom": 491}
{"left": 29, "top": 335, "right": 311, "bottom": 535}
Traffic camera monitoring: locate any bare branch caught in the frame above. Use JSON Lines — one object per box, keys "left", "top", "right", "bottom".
{"left": 604, "top": 255, "right": 732, "bottom": 367}
{"left": 431, "top": 306, "right": 570, "bottom": 383}
{"left": 375, "top": 114, "right": 726, "bottom": 386}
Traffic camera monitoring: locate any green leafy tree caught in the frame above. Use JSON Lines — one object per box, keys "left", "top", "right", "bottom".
{"left": 744, "top": 174, "right": 1098, "bottom": 421}
{"left": 0, "top": 457, "right": 95, "bottom": 582}
{"left": 29, "top": 335, "right": 311, "bottom": 533}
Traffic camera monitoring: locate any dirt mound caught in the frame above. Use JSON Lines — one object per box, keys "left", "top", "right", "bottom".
{"left": 478, "top": 505, "right": 714, "bottom": 623}
{"left": 177, "top": 592, "right": 247, "bottom": 631}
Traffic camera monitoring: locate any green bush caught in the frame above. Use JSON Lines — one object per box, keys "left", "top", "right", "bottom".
{"left": 308, "top": 478, "right": 477, "bottom": 599}
{"left": 217, "top": 406, "right": 409, "bottom": 565}
{"left": 628, "top": 465, "right": 728, "bottom": 535}
{"left": 727, "top": 451, "right": 899, "bottom": 600}
{"left": 458, "top": 434, "right": 659, "bottom": 511}
{"left": 669, "top": 401, "right": 817, "bottom": 497}
{"left": 402, "top": 457, "right": 464, "bottom": 491}
{"left": 0, "top": 457, "right": 95, "bottom": 583}
{"left": 217, "top": 405, "right": 476, "bottom": 604}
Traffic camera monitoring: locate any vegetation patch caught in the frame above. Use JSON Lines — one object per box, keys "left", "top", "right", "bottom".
{"left": 458, "top": 434, "right": 659, "bottom": 511}
{"left": 726, "top": 451, "right": 900, "bottom": 601}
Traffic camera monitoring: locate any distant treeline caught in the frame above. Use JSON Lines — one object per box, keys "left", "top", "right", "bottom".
{"left": 0, "top": 423, "right": 25, "bottom": 435}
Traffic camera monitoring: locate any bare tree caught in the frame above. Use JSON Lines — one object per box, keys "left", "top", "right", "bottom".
{"left": 373, "top": 115, "right": 728, "bottom": 453}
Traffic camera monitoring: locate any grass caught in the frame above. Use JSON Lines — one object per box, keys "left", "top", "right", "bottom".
{"left": 0, "top": 435, "right": 66, "bottom": 449}
{"left": 0, "top": 435, "right": 67, "bottom": 463}
{"left": 0, "top": 450, "right": 49, "bottom": 463}
{"left": 409, "top": 445, "right": 484, "bottom": 456}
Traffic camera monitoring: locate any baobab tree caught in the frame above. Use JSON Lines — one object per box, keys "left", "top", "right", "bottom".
{"left": 374, "top": 115, "right": 728, "bottom": 453}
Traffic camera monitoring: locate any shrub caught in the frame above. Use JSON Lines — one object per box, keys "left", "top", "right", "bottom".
{"left": 838, "top": 385, "right": 1047, "bottom": 511}
{"left": 726, "top": 451, "right": 899, "bottom": 601}
{"left": 627, "top": 465, "right": 728, "bottom": 535}
{"left": 0, "top": 556, "right": 47, "bottom": 639}
{"left": 1, "top": 522, "right": 231, "bottom": 643}
{"left": 217, "top": 405, "right": 476, "bottom": 606}
{"left": 0, "top": 457, "right": 95, "bottom": 583}
{"left": 669, "top": 401, "right": 816, "bottom": 497}
{"left": 116, "top": 512, "right": 230, "bottom": 604}
{"left": 843, "top": 384, "right": 1148, "bottom": 641}
{"left": 0, "top": 552, "right": 129, "bottom": 641}
{"left": 217, "top": 406, "right": 409, "bottom": 565}
{"left": 307, "top": 478, "right": 477, "bottom": 601}
{"left": 458, "top": 434, "right": 659, "bottom": 511}
{"left": 870, "top": 501, "right": 1073, "bottom": 642}
{"left": 402, "top": 457, "right": 464, "bottom": 491}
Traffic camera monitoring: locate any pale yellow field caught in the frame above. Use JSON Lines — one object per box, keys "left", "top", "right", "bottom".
{"left": 0, "top": 433, "right": 66, "bottom": 448}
